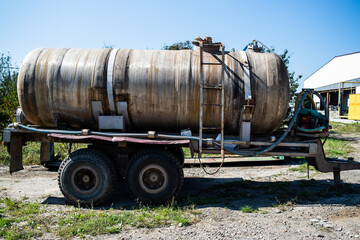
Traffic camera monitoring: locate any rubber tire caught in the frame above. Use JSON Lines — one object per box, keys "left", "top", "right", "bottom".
{"left": 58, "top": 148, "right": 116, "bottom": 207}
{"left": 125, "top": 149, "right": 184, "bottom": 204}
{"left": 169, "top": 147, "right": 185, "bottom": 166}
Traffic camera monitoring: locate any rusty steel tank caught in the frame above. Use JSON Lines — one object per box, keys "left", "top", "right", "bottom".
{"left": 17, "top": 44, "right": 289, "bottom": 134}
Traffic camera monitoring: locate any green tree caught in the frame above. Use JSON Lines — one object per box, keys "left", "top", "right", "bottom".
{"left": 278, "top": 49, "right": 302, "bottom": 99}
{"left": 263, "top": 47, "right": 301, "bottom": 116}
{"left": 263, "top": 47, "right": 301, "bottom": 98}
{"left": 162, "top": 40, "right": 193, "bottom": 50}
{"left": 0, "top": 53, "right": 19, "bottom": 129}
{"left": 278, "top": 49, "right": 302, "bottom": 118}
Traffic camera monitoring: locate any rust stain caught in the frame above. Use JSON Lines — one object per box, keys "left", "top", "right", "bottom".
{"left": 19, "top": 47, "right": 289, "bottom": 134}
{"left": 38, "top": 50, "right": 51, "bottom": 125}
{"left": 78, "top": 51, "right": 90, "bottom": 106}
{"left": 149, "top": 52, "right": 154, "bottom": 105}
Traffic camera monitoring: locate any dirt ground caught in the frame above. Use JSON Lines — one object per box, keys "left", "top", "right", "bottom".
{"left": 1, "top": 130, "right": 360, "bottom": 239}
{"left": 1, "top": 151, "right": 360, "bottom": 240}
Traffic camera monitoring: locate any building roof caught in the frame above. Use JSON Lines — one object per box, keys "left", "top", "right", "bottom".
{"left": 304, "top": 51, "right": 360, "bottom": 90}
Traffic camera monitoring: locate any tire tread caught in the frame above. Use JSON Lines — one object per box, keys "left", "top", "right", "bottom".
{"left": 124, "top": 148, "right": 184, "bottom": 203}
{"left": 58, "top": 148, "right": 116, "bottom": 206}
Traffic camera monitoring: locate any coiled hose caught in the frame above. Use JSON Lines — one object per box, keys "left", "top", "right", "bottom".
{"left": 295, "top": 90, "right": 329, "bottom": 133}
{"left": 216, "top": 90, "right": 313, "bottom": 156}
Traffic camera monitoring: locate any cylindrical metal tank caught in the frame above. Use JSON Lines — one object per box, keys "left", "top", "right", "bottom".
{"left": 17, "top": 48, "right": 289, "bottom": 134}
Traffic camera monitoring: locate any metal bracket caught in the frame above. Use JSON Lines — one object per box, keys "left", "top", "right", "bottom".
{"left": 98, "top": 116, "right": 123, "bottom": 130}
{"left": 91, "top": 101, "right": 104, "bottom": 122}
{"left": 116, "top": 101, "right": 131, "bottom": 131}
{"left": 239, "top": 104, "right": 253, "bottom": 143}
{"left": 2, "top": 129, "right": 11, "bottom": 143}
{"left": 240, "top": 122, "right": 251, "bottom": 142}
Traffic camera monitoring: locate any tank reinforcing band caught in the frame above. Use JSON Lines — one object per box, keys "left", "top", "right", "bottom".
{"left": 107, "top": 48, "right": 119, "bottom": 114}
{"left": 240, "top": 51, "right": 252, "bottom": 101}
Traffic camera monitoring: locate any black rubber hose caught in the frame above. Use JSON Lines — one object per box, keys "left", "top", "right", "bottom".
{"left": 217, "top": 90, "right": 311, "bottom": 156}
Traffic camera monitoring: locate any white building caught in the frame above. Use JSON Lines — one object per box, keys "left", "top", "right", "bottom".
{"left": 304, "top": 52, "right": 360, "bottom": 115}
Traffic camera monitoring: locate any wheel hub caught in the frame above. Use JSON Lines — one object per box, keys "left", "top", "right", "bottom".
{"left": 71, "top": 166, "right": 100, "bottom": 194}
{"left": 139, "top": 164, "right": 168, "bottom": 194}
{"left": 148, "top": 172, "right": 159, "bottom": 182}
{"left": 82, "top": 175, "right": 90, "bottom": 183}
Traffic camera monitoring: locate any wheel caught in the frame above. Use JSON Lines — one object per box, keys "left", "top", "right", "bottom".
{"left": 125, "top": 149, "right": 184, "bottom": 203}
{"left": 58, "top": 149, "right": 116, "bottom": 206}
{"left": 168, "top": 147, "right": 185, "bottom": 166}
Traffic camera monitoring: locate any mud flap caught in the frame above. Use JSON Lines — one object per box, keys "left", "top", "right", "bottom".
{"left": 9, "top": 134, "right": 24, "bottom": 173}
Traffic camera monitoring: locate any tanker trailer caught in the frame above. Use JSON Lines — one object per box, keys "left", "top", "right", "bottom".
{"left": 3, "top": 38, "right": 360, "bottom": 206}
{"left": 16, "top": 40, "right": 288, "bottom": 134}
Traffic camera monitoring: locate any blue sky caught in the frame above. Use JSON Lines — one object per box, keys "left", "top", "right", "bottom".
{"left": 1, "top": 0, "right": 359, "bottom": 89}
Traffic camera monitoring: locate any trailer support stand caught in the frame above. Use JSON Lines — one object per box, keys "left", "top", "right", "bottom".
{"left": 307, "top": 139, "right": 360, "bottom": 188}
{"left": 333, "top": 170, "right": 343, "bottom": 189}
{"left": 40, "top": 140, "right": 52, "bottom": 165}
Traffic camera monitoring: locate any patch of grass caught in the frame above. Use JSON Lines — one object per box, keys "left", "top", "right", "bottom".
{"left": 289, "top": 163, "right": 316, "bottom": 173}
{"left": 0, "top": 145, "right": 10, "bottom": 166}
{"left": 0, "top": 197, "right": 43, "bottom": 216}
{"left": 57, "top": 206, "right": 196, "bottom": 238}
{"left": 0, "top": 143, "right": 88, "bottom": 166}
{"left": 272, "top": 198, "right": 297, "bottom": 211}
{"left": 182, "top": 147, "right": 191, "bottom": 158}
{"left": 240, "top": 205, "right": 257, "bottom": 213}
{"left": 0, "top": 197, "right": 45, "bottom": 239}
{"left": 22, "top": 142, "right": 41, "bottom": 165}
{"left": 323, "top": 137, "right": 354, "bottom": 158}
{"left": 182, "top": 147, "right": 228, "bottom": 159}
{"left": 0, "top": 197, "right": 197, "bottom": 239}
{"left": 330, "top": 121, "right": 360, "bottom": 133}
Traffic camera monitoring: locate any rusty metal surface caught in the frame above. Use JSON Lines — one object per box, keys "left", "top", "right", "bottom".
{"left": 309, "top": 139, "right": 360, "bottom": 172}
{"left": 18, "top": 48, "right": 289, "bottom": 135}
{"left": 48, "top": 133, "right": 189, "bottom": 145}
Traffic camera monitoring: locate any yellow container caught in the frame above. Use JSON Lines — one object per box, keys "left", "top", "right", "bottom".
{"left": 348, "top": 94, "right": 360, "bottom": 120}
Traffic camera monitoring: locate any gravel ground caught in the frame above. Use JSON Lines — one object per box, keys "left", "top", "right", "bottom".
{"left": 0, "top": 131, "right": 360, "bottom": 239}
{"left": 0, "top": 158, "right": 360, "bottom": 240}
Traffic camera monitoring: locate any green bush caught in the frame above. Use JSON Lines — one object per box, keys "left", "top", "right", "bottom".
{"left": 0, "top": 53, "right": 19, "bottom": 130}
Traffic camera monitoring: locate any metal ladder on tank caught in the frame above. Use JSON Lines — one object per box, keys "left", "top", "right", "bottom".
{"left": 198, "top": 41, "right": 225, "bottom": 161}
